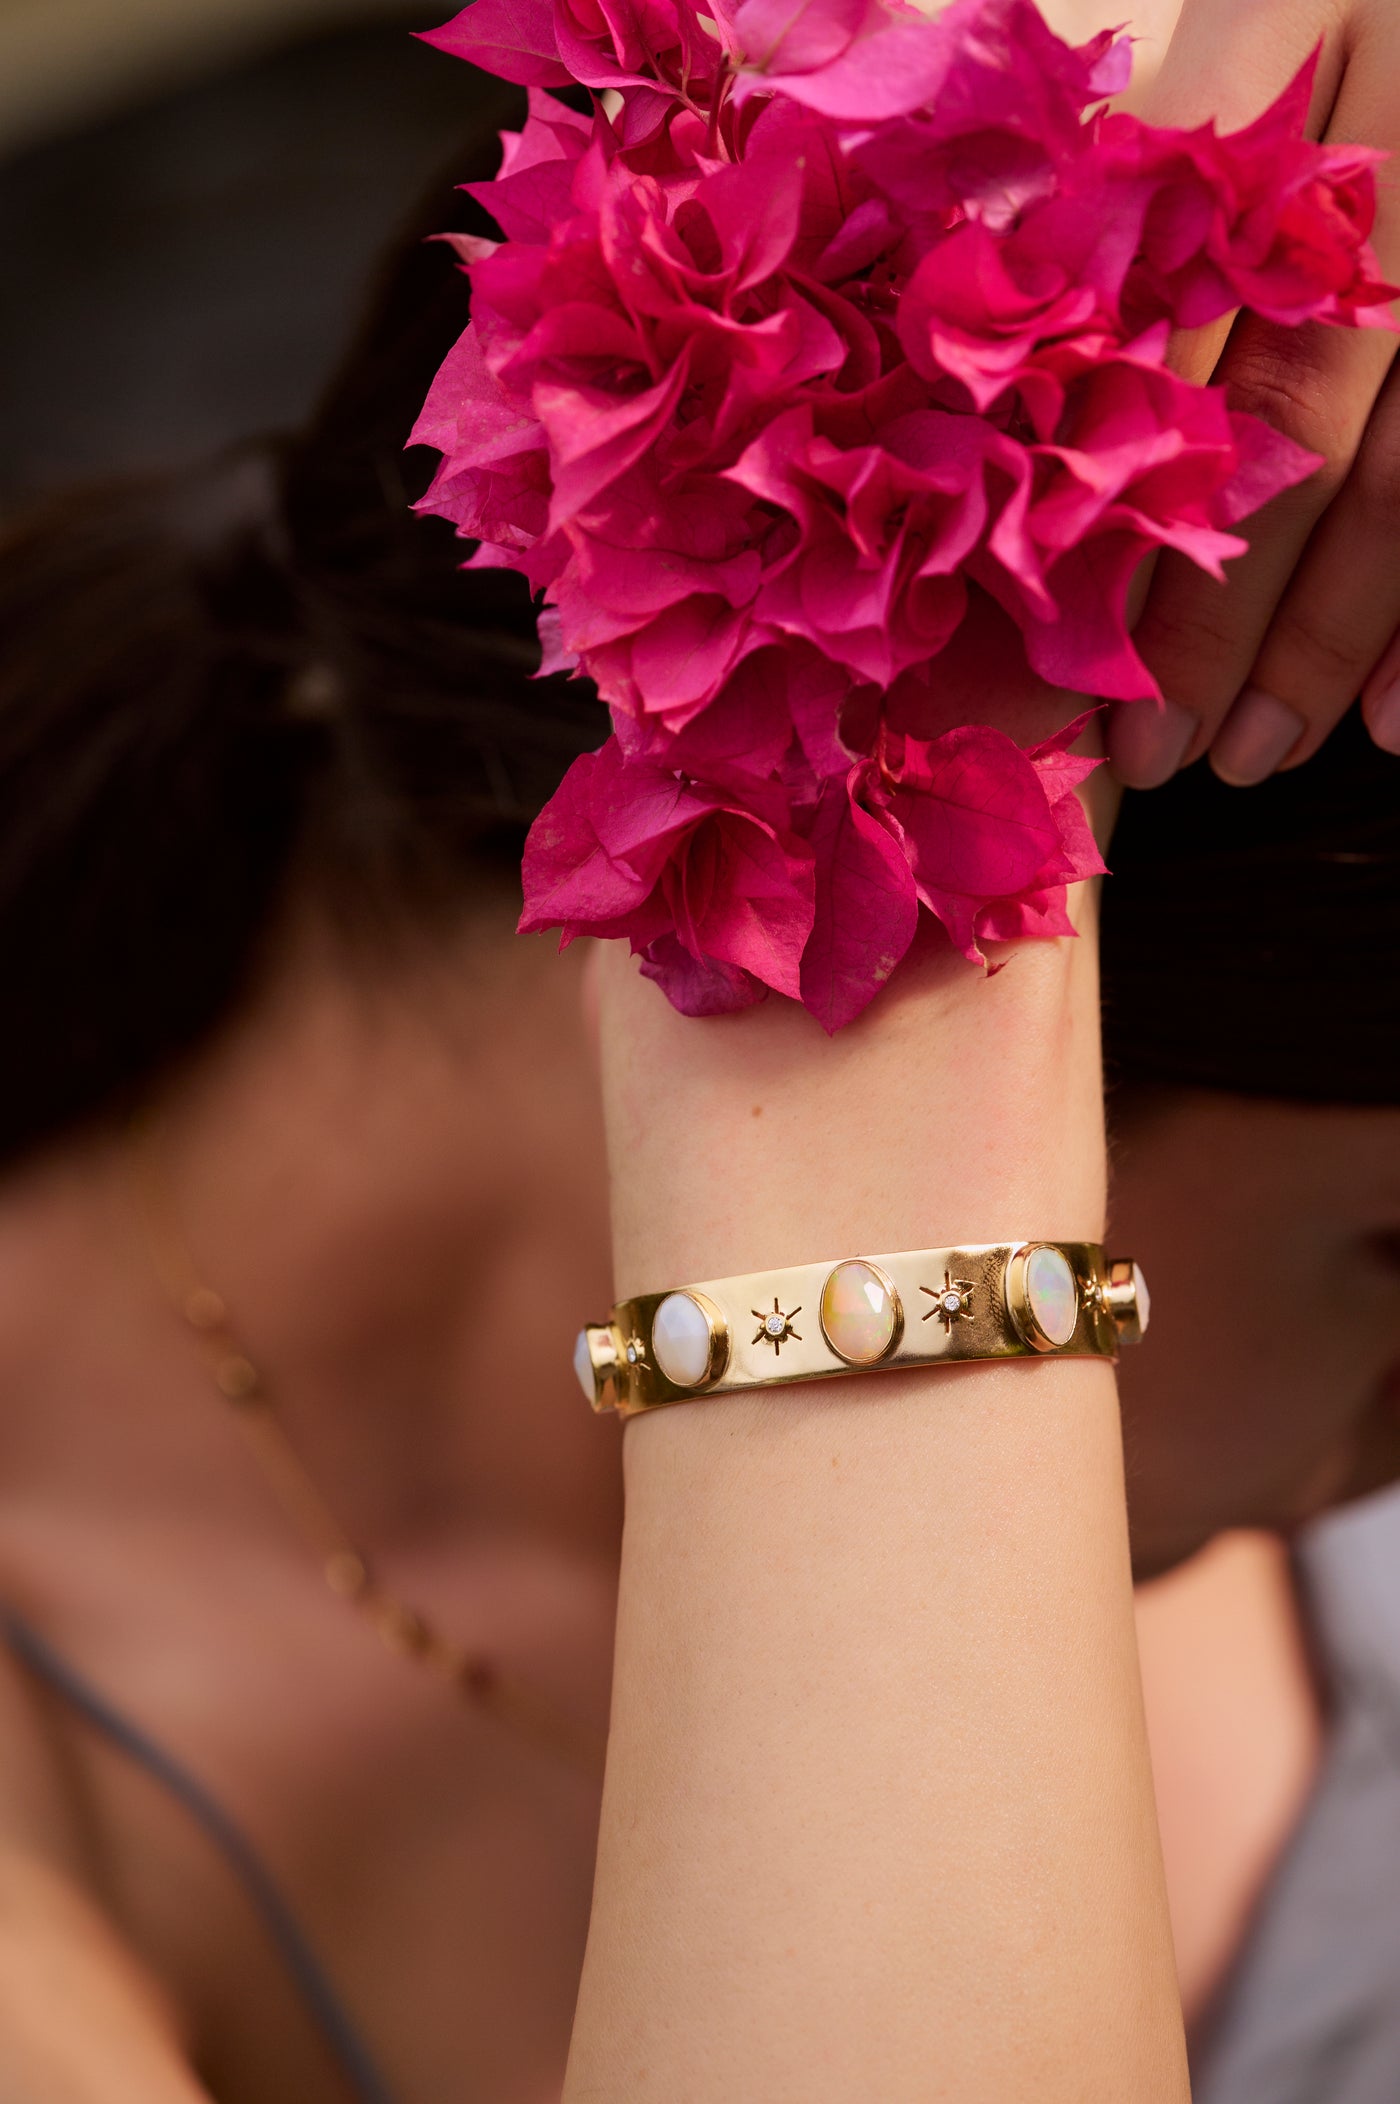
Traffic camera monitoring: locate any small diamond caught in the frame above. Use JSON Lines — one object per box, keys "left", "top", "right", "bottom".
{"left": 752, "top": 1298, "right": 803, "bottom": 1355}
{"left": 625, "top": 1342, "right": 639, "bottom": 1364}
{"left": 921, "top": 1270, "right": 975, "bottom": 1332}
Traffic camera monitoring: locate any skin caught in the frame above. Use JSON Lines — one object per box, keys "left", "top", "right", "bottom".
{"left": 1135, "top": 1531, "right": 1324, "bottom": 2026}
{"left": 1104, "top": 0, "right": 1400, "bottom": 786}
{"left": 0, "top": 904, "right": 621, "bottom": 2104}
{"left": 1113, "top": 1089, "right": 1400, "bottom": 1576}
{"left": 1041, "top": 0, "right": 1400, "bottom": 782}
{"left": 567, "top": 900, "right": 1189, "bottom": 2100}
{"left": 1114, "top": 1090, "right": 1400, "bottom": 2034}
{"left": 0, "top": 889, "right": 1394, "bottom": 2094}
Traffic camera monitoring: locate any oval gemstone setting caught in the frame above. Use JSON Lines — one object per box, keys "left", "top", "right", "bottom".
{"left": 1126, "top": 1262, "right": 1151, "bottom": 1337}
{"left": 572, "top": 1329, "right": 597, "bottom": 1403}
{"left": 651, "top": 1292, "right": 720, "bottom": 1388}
{"left": 1104, "top": 1258, "right": 1151, "bottom": 1343}
{"left": 820, "top": 1260, "right": 900, "bottom": 1366}
{"left": 1022, "top": 1245, "right": 1079, "bottom": 1348}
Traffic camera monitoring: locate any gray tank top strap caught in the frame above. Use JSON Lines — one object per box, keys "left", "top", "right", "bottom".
{"left": 1, "top": 1609, "right": 397, "bottom": 2104}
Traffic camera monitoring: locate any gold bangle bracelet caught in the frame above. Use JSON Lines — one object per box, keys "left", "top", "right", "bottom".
{"left": 574, "top": 1242, "right": 1150, "bottom": 1418}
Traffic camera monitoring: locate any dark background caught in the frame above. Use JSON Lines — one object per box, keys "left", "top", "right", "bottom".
{"left": 0, "top": 2, "right": 477, "bottom": 503}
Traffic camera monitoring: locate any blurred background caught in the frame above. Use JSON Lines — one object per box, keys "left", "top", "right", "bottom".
{"left": 0, "top": 0, "right": 474, "bottom": 504}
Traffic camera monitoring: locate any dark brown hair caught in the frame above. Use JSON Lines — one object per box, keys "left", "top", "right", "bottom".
{"left": 0, "top": 102, "right": 603, "bottom": 1167}
{"left": 1103, "top": 707, "right": 1400, "bottom": 1107}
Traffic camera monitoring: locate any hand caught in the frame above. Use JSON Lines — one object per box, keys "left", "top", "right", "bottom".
{"left": 1105, "top": 0, "right": 1400, "bottom": 788}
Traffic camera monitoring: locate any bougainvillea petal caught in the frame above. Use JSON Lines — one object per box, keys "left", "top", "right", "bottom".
{"left": 418, "top": 0, "right": 570, "bottom": 85}
{"left": 882, "top": 724, "right": 1061, "bottom": 899}
{"left": 414, "top": 0, "right": 1396, "bottom": 1025}
{"left": 857, "top": 718, "right": 1106, "bottom": 963}
{"left": 638, "top": 937, "right": 767, "bottom": 1016}
{"left": 465, "top": 90, "right": 593, "bottom": 241}
{"left": 519, "top": 737, "right": 815, "bottom": 1001}
{"left": 675, "top": 813, "right": 815, "bottom": 999}
{"left": 1217, "top": 412, "right": 1325, "bottom": 528}
{"left": 517, "top": 738, "right": 693, "bottom": 930}
{"left": 800, "top": 777, "right": 919, "bottom": 1033}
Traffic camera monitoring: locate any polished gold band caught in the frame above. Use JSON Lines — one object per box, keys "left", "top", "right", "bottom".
{"left": 575, "top": 1242, "right": 1149, "bottom": 1418}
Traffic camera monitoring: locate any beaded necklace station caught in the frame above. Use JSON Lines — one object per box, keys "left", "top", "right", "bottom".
{"left": 130, "top": 1143, "right": 607, "bottom": 1783}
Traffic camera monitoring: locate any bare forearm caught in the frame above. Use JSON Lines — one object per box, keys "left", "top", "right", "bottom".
{"left": 566, "top": 911, "right": 1187, "bottom": 2099}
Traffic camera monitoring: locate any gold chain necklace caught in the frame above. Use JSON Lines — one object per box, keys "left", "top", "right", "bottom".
{"left": 129, "top": 1143, "right": 607, "bottom": 1783}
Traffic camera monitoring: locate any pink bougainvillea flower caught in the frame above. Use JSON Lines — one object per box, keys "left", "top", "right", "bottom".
{"left": 519, "top": 735, "right": 817, "bottom": 1008}
{"left": 731, "top": 0, "right": 1125, "bottom": 133}
{"left": 411, "top": 322, "right": 554, "bottom": 565}
{"left": 546, "top": 476, "right": 768, "bottom": 724}
{"left": 419, "top": 0, "right": 572, "bottom": 88}
{"left": 462, "top": 86, "right": 593, "bottom": 242}
{"left": 977, "top": 332, "right": 1326, "bottom": 699}
{"left": 1105, "top": 61, "right": 1399, "bottom": 332}
{"left": 798, "top": 772, "right": 920, "bottom": 1032}
{"left": 857, "top": 713, "right": 1107, "bottom": 966}
{"left": 413, "top": 0, "right": 1397, "bottom": 1026}
{"left": 895, "top": 216, "right": 1116, "bottom": 413}
{"left": 421, "top": 0, "right": 735, "bottom": 121}
{"left": 725, "top": 400, "right": 1018, "bottom": 688}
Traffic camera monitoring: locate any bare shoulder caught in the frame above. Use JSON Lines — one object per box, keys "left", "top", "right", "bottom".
{"left": 0, "top": 1594, "right": 210, "bottom": 2099}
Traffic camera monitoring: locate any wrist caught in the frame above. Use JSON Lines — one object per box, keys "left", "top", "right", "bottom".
{"left": 597, "top": 882, "right": 1106, "bottom": 1295}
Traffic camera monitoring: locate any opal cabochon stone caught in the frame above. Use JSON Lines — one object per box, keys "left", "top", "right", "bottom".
{"left": 820, "top": 1260, "right": 898, "bottom": 1365}
{"left": 651, "top": 1292, "right": 715, "bottom": 1387}
{"left": 572, "top": 1329, "right": 596, "bottom": 1403}
{"left": 1024, "top": 1245, "right": 1079, "bottom": 1347}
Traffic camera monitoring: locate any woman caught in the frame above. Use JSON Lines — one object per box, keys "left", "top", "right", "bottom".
{"left": 0, "top": 90, "right": 1397, "bottom": 2104}
{"left": 0, "top": 129, "right": 622, "bottom": 2103}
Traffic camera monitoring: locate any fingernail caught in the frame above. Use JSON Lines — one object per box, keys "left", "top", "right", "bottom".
{"left": 1107, "top": 697, "right": 1198, "bottom": 789}
{"left": 1211, "top": 688, "right": 1306, "bottom": 787}
{"left": 1367, "top": 676, "right": 1400, "bottom": 757}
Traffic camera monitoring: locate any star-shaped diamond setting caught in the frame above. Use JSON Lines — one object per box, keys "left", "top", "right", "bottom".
{"left": 752, "top": 1298, "right": 802, "bottom": 1355}
{"left": 921, "top": 1269, "right": 975, "bottom": 1332}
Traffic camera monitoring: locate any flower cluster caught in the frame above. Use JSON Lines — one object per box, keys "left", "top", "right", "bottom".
{"left": 414, "top": 0, "right": 1394, "bottom": 1028}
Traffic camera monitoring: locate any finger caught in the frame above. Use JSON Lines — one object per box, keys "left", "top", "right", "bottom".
{"left": 1218, "top": 355, "right": 1400, "bottom": 779}
{"left": 1106, "top": 0, "right": 1356, "bottom": 788}
{"left": 1112, "top": 4, "right": 1242, "bottom": 388}
{"left": 1361, "top": 627, "right": 1400, "bottom": 756}
{"left": 1210, "top": 20, "right": 1400, "bottom": 781}
{"left": 1111, "top": 315, "right": 1394, "bottom": 786}
{"left": 1112, "top": 13, "right": 1400, "bottom": 787}
{"left": 1124, "top": 0, "right": 1345, "bottom": 136}
{"left": 1120, "top": 0, "right": 1345, "bottom": 387}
